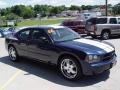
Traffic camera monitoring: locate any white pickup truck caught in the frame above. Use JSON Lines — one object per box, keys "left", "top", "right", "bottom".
{"left": 85, "top": 16, "right": 120, "bottom": 39}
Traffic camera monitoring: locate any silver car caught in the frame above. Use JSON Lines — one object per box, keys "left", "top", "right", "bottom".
{"left": 85, "top": 16, "right": 120, "bottom": 39}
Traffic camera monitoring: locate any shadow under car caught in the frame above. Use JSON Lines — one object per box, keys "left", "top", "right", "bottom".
{"left": 0, "top": 56, "right": 110, "bottom": 87}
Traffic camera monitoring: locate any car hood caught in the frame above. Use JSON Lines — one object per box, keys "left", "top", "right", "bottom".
{"left": 56, "top": 38, "right": 114, "bottom": 54}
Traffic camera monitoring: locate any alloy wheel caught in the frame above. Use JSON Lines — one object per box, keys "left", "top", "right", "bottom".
{"left": 102, "top": 32, "right": 110, "bottom": 40}
{"left": 60, "top": 58, "right": 78, "bottom": 79}
{"left": 8, "top": 47, "right": 17, "bottom": 61}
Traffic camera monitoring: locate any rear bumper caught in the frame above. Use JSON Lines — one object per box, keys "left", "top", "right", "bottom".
{"left": 81, "top": 55, "right": 117, "bottom": 76}
{"left": 74, "top": 29, "right": 86, "bottom": 34}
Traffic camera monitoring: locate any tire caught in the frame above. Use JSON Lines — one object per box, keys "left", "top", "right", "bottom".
{"left": 8, "top": 46, "right": 19, "bottom": 62}
{"left": 59, "top": 56, "right": 82, "bottom": 80}
{"left": 101, "top": 31, "right": 110, "bottom": 40}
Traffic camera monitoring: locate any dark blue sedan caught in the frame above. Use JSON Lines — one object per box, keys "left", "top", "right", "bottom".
{"left": 5, "top": 26, "right": 117, "bottom": 80}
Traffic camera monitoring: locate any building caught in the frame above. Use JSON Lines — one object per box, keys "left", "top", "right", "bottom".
{"left": 79, "top": 10, "right": 102, "bottom": 21}
{"left": 91, "top": 6, "right": 112, "bottom": 16}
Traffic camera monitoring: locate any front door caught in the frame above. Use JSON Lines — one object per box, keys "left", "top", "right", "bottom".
{"left": 27, "top": 28, "right": 54, "bottom": 62}
{"left": 110, "top": 18, "right": 120, "bottom": 34}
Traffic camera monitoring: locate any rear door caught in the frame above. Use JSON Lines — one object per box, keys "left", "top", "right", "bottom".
{"left": 16, "top": 28, "right": 31, "bottom": 57}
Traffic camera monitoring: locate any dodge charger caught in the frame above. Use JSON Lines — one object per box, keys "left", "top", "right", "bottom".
{"left": 5, "top": 26, "right": 117, "bottom": 80}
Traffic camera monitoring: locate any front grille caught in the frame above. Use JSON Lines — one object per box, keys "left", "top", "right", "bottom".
{"left": 102, "top": 51, "right": 115, "bottom": 61}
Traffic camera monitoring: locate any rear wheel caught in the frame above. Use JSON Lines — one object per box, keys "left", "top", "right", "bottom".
{"left": 8, "top": 46, "right": 19, "bottom": 62}
{"left": 101, "top": 31, "right": 110, "bottom": 40}
{"left": 59, "top": 56, "right": 82, "bottom": 80}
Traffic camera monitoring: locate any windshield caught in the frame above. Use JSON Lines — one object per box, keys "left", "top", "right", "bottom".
{"left": 47, "top": 28, "right": 81, "bottom": 42}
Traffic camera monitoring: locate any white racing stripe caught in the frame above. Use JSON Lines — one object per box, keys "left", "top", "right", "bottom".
{"left": 74, "top": 39, "right": 114, "bottom": 53}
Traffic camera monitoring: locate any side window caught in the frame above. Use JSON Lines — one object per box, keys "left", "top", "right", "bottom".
{"left": 109, "top": 18, "right": 117, "bottom": 24}
{"left": 118, "top": 18, "right": 120, "bottom": 24}
{"left": 31, "top": 30, "right": 43, "bottom": 40}
{"left": 19, "top": 30, "right": 30, "bottom": 40}
{"left": 31, "top": 29, "right": 49, "bottom": 41}
{"left": 96, "top": 18, "right": 107, "bottom": 24}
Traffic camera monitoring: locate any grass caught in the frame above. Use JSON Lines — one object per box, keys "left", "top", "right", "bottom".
{"left": 17, "top": 18, "right": 65, "bottom": 27}
{"left": 0, "top": 17, "right": 75, "bottom": 28}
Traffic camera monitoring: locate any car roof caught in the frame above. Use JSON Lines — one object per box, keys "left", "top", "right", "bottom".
{"left": 63, "top": 19, "right": 84, "bottom": 22}
{"left": 17, "top": 26, "right": 66, "bottom": 32}
{"left": 96, "top": 16, "right": 120, "bottom": 18}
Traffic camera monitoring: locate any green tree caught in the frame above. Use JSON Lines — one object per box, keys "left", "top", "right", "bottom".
{"left": 81, "top": 5, "right": 92, "bottom": 10}
{"left": 11, "top": 5, "right": 24, "bottom": 17}
{"left": 69, "top": 5, "right": 81, "bottom": 11}
{"left": 22, "top": 6, "right": 35, "bottom": 19}
{"left": 50, "top": 7, "right": 60, "bottom": 15}
{"left": 5, "top": 13, "right": 20, "bottom": 20}
{"left": 11, "top": 5, "right": 34, "bottom": 19}
{"left": 112, "top": 3, "right": 120, "bottom": 15}
{"left": 34, "top": 5, "right": 51, "bottom": 17}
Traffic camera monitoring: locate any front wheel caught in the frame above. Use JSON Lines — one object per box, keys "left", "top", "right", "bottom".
{"left": 8, "top": 46, "right": 19, "bottom": 62}
{"left": 59, "top": 56, "right": 82, "bottom": 80}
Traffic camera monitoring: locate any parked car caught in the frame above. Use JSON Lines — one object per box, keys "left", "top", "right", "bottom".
{"left": 5, "top": 26, "right": 117, "bottom": 80}
{"left": 1, "top": 27, "right": 16, "bottom": 38}
{"left": 0, "top": 29, "right": 4, "bottom": 38}
{"left": 85, "top": 16, "right": 120, "bottom": 39}
{"left": 61, "top": 20, "right": 86, "bottom": 34}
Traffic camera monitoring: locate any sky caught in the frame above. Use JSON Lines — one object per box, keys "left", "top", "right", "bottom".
{"left": 0, "top": 0, "right": 120, "bottom": 8}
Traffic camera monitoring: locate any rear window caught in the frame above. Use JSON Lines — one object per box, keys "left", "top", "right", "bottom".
{"left": 87, "top": 18, "right": 107, "bottom": 24}
{"left": 96, "top": 18, "right": 107, "bottom": 24}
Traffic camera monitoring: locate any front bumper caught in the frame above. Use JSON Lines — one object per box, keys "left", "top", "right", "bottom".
{"left": 81, "top": 55, "right": 117, "bottom": 75}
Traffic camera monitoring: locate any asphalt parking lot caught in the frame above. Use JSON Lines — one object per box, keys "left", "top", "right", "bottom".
{"left": 0, "top": 36, "right": 120, "bottom": 90}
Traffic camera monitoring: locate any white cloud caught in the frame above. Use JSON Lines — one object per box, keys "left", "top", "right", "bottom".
{"left": 19, "top": 0, "right": 120, "bottom": 6}
{"left": 108, "top": 0, "right": 120, "bottom": 5}
{"left": 0, "top": 1, "right": 8, "bottom": 8}
{"left": 0, "top": 0, "right": 120, "bottom": 8}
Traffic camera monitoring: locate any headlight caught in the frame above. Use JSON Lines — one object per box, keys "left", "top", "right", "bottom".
{"left": 86, "top": 55, "right": 101, "bottom": 63}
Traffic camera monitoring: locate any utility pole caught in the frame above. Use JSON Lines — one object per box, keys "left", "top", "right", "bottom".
{"left": 105, "top": 0, "right": 108, "bottom": 16}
